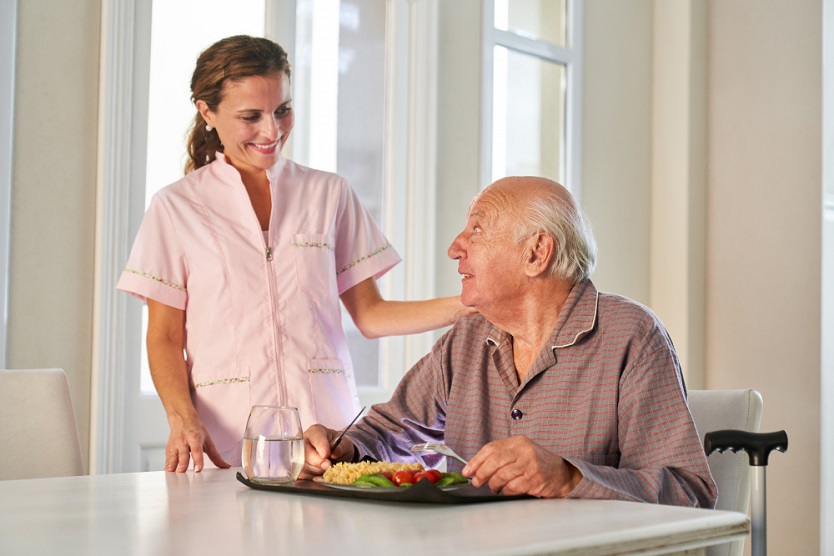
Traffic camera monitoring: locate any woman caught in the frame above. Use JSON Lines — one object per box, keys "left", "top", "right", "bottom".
{"left": 117, "top": 35, "right": 468, "bottom": 472}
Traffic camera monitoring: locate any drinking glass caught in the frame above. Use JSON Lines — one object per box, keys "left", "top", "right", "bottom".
{"left": 242, "top": 405, "right": 304, "bottom": 485}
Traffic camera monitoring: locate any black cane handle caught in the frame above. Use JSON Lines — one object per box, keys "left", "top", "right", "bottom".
{"left": 704, "top": 430, "right": 788, "bottom": 467}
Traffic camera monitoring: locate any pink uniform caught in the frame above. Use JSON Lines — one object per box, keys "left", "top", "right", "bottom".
{"left": 117, "top": 153, "right": 400, "bottom": 464}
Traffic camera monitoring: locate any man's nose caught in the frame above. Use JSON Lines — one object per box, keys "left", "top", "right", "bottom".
{"left": 447, "top": 233, "right": 463, "bottom": 260}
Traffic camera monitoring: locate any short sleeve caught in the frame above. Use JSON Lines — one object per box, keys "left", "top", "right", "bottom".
{"left": 116, "top": 193, "right": 189, "bottom": 310}
{"left": 333, "top": 181, "right": 401, "bottom": 294}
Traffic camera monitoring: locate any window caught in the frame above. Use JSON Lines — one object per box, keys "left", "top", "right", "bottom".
{"left": 293, "top": 0, "right": 389, "bottom": 389}
{"left": 482, "top": 0, "right": 581, "bottom": 192}
{"left": 95, "top": 0, "right": 437, "bottom": 471}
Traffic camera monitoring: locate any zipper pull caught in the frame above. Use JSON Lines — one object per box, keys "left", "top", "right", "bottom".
{"left": 265, "top": 246, "right": 273, "bottom": 261}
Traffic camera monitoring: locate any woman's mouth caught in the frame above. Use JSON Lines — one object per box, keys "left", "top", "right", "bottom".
{"left": 250, "top": 140, "right": 279, "bottom": 153}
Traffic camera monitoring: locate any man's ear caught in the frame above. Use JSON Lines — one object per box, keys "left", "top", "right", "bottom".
{"left": 524, "top": 232, "right": 555, "bottom": 277}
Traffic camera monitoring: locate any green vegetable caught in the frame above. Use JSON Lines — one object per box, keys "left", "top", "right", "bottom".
{"left": 350, "top": 475, "right": 378, "bottom": 486}
{"left": 436, "top": 472, "right": 468, "bottom": 487}
{"left": 442, "top": 472, "right": 468, "bottom": 483}
{"left": 352, "top": 473, "right": 396, "bottom": 487}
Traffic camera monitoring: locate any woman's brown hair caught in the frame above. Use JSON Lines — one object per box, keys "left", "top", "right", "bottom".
{"left": 185, "top": 35, "right": 291, "bottom": 174}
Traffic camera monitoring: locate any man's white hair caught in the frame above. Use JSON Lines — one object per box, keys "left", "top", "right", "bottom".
{"left": 512, "top": 183, "right": 597, "bottom": 284}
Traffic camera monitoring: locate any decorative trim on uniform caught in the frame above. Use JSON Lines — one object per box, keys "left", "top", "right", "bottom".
{"left": 337, "top": 242, "right": 391, "bottom": 275}
{"left": 308, "top": 367, "right": 345, "bottom": 374}
{"left": 293, "top": 241, "right": 335, "bottom": 250}
{"left": 124, "top": 268, "right": 186, "bottom": 292}
{"left": 192, "top": 376, "right": 251, "bottom": 390}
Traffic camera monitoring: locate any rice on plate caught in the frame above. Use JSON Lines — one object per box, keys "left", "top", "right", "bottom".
{"left": 323, "top": 461, "right": 424, "bottom": 485}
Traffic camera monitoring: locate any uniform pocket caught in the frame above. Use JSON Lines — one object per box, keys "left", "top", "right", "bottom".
{"left": 307, "top": 358, "right": 360, "bottom": 430}
{"left": 292, "top": 234, "right": 338, "bottom": 300}
{"left": 191, "top": 372, "right": 251, "bottom": 464}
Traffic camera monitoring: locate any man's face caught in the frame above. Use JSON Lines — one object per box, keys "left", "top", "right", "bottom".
{"left": 447, "top": 191, "right": 526, "bottom": 314}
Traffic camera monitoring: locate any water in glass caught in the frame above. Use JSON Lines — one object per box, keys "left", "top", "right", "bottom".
{"left": 242, "top": 405, "right": 304, "bottom": 485}
{"left": 242, "top": 436, "right": 304, "bottom": 485}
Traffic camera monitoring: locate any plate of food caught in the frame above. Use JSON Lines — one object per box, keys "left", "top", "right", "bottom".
{"left": 322, "top": 461, "right": 469, "bottom": 492}
{"left": 236, "top": 462, "right": 525, "bottom": 504}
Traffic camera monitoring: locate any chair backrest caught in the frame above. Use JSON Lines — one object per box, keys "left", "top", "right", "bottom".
{"left": 0, "top": 368, "right": 84, "bottom": 480}
{"left": 688, "top": 389, "right": 762, "bottom": 556}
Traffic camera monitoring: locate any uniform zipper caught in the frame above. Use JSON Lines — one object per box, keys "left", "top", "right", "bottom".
{"left": 246, "top": 175, "right": 286, "bottom": 407}
{"left": 264, "top": 241, "right": 287, "bottom": 406}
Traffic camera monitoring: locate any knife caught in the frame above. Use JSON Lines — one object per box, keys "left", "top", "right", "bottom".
{"left": 330, "top": 406, "right": 366, "bottom": 451}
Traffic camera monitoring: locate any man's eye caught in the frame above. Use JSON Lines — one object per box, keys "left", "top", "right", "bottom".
{"left": 473, "top": 225, "right": 482, "bottom": 233}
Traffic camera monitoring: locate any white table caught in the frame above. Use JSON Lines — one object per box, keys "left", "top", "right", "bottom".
{"left": 0, "top": 468, "right": 748, "bottom": 555}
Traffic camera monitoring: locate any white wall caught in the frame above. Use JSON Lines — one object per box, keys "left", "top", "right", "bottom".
{"left": 8, "top": 0, "right": 100, "bottom": 468}
{"left": 706, "top": 2, "right": 822, "bottom": 554}
{"left": 581, "top": 0, "right": 653, "bottom": 306}
{"left": 435, "top": 0, "right": 485, "bottom": 296}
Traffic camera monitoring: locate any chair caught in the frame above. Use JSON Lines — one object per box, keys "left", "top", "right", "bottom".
{"left": 688, "top": 389, "right": 763, "bottom": 556}
{"left": 0, "top": 368, "right": 84, "bottom": 480}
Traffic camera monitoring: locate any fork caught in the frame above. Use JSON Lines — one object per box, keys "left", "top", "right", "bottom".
{"left": 410, "top": 443, "right": 469, "bottom": 465}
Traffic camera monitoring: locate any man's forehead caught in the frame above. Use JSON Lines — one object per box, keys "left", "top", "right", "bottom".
{"left": 466, "top": 202, "right": 495, "bottom": 221}
{"left": 468, "top": 190, "right": 511, "bottom": 220}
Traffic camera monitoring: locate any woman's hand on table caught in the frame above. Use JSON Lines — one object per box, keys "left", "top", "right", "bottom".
{"left": 164, "top": 412, "right": 230, "bottom": 473}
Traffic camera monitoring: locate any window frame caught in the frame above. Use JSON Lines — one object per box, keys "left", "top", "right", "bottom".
{"left": 0, "top": 0, "right": 17, "bottom": 367}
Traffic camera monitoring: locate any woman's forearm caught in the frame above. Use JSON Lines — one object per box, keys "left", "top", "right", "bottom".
{"left": 340, "top": 278, "right": 474, "bottom": 339}
{"left": 146, "top": 299, "right": 196, "bottom": 421}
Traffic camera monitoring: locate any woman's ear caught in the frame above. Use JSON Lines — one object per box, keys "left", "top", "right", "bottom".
{"left": 196, "top": 100, "right": 213, "bottom": 127}
{"left": 524, "top": 232, "right": 555, "bottom": 277}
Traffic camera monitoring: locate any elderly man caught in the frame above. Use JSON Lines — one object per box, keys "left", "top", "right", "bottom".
{"left": 302, "top": 176, "right": 717, "bottom": 507}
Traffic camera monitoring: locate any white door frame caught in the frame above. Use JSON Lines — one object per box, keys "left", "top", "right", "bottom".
{"left": 91, "top": 0, "right": 151, "bottom": 473}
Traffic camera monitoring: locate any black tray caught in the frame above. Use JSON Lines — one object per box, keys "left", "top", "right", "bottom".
{"left": 236, "top": 472, "right": 529, "bottom": 504}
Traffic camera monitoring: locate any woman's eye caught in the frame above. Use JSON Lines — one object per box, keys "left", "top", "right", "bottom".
{"left": 275, "top": 106, "right": 292, "bottom": 117}
{"left": 242, "top": 115, "right": 260, "bottom": 122}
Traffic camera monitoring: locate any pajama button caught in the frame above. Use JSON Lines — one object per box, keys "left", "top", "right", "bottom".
{"left": 511, "top": 409, "right": 523, "bottom": 420}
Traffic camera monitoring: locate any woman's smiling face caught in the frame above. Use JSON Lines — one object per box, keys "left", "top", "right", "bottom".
{"left": 198, "top": 72, "right": 294, "bottom": 176}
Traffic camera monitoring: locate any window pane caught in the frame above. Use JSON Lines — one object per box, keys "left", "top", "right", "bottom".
{"left": 492, "top": 46, "right": 565, "bottom": 184}
{"left": 494, "top": 0, "right": 567, "bottom": 47}
{"left": 140, "top": 0, "right": 265, "bottom": 394}
{"left": 295, "top": 0, "right": 386, "bottom": 388}
{"left": 336, "top": 0, "right": 386, "bottom": 388}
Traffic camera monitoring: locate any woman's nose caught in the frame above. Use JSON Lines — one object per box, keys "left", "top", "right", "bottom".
{"left": 261, "top": 116, "right": 279, "bottom": 138}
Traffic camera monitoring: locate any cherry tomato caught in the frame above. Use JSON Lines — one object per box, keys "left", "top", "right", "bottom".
{"left": 378, "top": 471, "right": 393, "bottom": 480}
{"left": 391, "top": 470, "right": 415, "bottom": 486}
{"left": 424, "top": 469, "right": 442, "bottom": 483}
{"left": 414, "top": 469, "right": 442, "bottom": 484}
